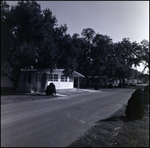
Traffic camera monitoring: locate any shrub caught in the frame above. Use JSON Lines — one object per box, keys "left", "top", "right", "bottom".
{"left": 125, "top": 88, "right": 146, "bottom": 120}
{"left": 144, "top": 85, "right": 149, "bottom": 105}
{"left": 45, "top": 83, "right": 56, "bottom": 95}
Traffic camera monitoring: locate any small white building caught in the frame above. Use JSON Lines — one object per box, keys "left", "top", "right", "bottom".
{"left": 17, "top": 68, "right": 84, "bottom": 92}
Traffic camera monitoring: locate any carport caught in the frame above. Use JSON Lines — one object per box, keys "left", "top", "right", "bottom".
{"left": 73, "top": 71, "right": 85, "bottom": 89}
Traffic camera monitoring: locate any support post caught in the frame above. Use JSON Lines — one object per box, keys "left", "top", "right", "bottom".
{"left": 37, "top": 73, "right": 39, "bottom": 92}
{"left": 78, "top": 77, "right": 79, "bottom": 89}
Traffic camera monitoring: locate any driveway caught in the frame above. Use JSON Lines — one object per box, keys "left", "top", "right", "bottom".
{"left": 1, "top": 88, "right": 135, "bottom": 147}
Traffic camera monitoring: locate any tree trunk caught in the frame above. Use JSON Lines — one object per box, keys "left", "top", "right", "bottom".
{"left": 13, "top": 80, "right": 19, "bottom": 92}
{"left": 12, "top": 72, "right": 21, "bottom": 93}
{"left": 123, "top": 78, "right": 125, "bottom": 86}
{"left": 85, "top": 77, "right": 89, "bottom": 87}
{"left": 119, "top": 78, "right": 122, "bottom": 87}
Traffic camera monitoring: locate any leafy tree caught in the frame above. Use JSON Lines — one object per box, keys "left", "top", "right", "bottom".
{"left": 1, "top": 1, "right": 12, "bottom": 66}
{"left": 2, "top": 1, "right": 148, "bottom": 92}
{"left": 110, "top": 42, "right": 132, "bottom": 86}
{"left": 76, "top": 28, "right": 96, "bottom": 86}
{"left": 56, "top": 32, "right": 76, "bottom": 75}
{"left": 1, "top": 1, "right": 63, "bottom": 91}
{"left": 34, "top": 8, "right": 58, "bottom": 70}
{"left": 1, "top": 1, "right": 44, "bottom": 91}
{"left": 140, "top": 39, "right": 149, "bottom": 74}
{"left": 59, "top": 33, "right": 86, "bottom": 77}
{"left": 112, "top": 38, "right": 142, "bottom": 86}
{"left": 130, "top": 41, "right": 142, "bottom": 67}
{"left": 81, "top": 28, "right": 95, "bottom": 44}
{"left": 92, "top": 34, "right": 113, "bottom": 81}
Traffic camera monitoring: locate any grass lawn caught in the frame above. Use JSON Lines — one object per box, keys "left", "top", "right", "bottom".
{"left": 69, "top": 105, "right": 149, "bottom": 147}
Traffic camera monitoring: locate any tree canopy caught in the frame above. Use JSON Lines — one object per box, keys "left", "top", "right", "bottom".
{"left": 1, "top": 1, "right": 69, "bottom": 90}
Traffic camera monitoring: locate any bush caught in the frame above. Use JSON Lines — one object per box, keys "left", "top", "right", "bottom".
{"left": 125, "top": 88, "right": 146, "bottom": 120}
{"left": 45, "top": 83, "right": 56, "bottom": 95}
{"left": 94, "top": 84, "right": 99, "bottom": 90}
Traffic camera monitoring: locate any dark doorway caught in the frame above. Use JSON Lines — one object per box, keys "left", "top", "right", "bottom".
{"left": 41, "top": 73, "right": 47, "bottom": 89}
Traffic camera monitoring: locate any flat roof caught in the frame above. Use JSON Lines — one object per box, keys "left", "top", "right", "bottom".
{"left": 21, "top": 68, "right": 64, "bottom": 72}
{"left": 21, "top": 68, "right": 85, "bottom": 78}
{"left": 73, "top": 71, "right": 85, "bottom": 78}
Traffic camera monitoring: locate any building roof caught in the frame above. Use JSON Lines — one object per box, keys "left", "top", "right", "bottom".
{"left": 21, "top": 68, "right": 85, "bottom": 78}
{"left": 73, "top": 71, "right": 85, "bottom": 78}
{"left": 21, "top": 68, "right": 64, "bottom": 72}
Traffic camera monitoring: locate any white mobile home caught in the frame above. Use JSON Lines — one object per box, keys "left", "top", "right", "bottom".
{"left": 17, "top": 68, "right": 84, "bottom": 92}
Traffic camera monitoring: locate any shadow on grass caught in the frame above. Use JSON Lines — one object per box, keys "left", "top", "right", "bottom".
{"left": 1, "top": 92, "right": 47, "bottom": 96}
{"left": 95, "top": 115, "right": 134, "bottom": 123}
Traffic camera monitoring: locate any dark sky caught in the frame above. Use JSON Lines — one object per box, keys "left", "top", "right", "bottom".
{"left": 6, "top": 1, "right": 149, "bottom": 73}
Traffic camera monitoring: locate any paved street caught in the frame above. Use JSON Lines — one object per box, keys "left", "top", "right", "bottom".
{"left": 1, "top": 88, "right": 135, "bottom": 147}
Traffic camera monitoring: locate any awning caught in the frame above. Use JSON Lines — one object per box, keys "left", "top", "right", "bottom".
{"left": 73, "top": 71, "right": 85, "bottom": 78}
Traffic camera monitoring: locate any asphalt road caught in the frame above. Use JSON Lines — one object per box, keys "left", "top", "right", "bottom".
{"left": 1, "top": 88, "right": 135, "bottom": 147}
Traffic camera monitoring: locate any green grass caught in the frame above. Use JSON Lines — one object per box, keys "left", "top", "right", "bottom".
{"left": 69, "top": 105, "right": 149, "bottom": 147}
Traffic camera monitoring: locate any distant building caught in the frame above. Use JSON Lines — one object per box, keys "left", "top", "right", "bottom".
{"left": 80, "top": 76, "right": 120, "bottom": 88}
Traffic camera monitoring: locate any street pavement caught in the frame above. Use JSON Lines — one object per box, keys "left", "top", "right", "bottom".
{"left": 1, "top": 88, "right": 135, "bottom": 147}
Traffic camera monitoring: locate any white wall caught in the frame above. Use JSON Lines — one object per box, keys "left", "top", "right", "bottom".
{"left": 18, "top": 69, "right": 74, "bottom": 91}
{"left": 47, "top": 79, "right": 74, "bottom": 89}
{"left": 47, "top": 70, "right": 74, "bottom": 89}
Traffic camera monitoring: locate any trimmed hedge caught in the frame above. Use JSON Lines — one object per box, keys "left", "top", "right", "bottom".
{"left": 45, "top": 83, "right": 56, "bottom": 95}
{"left": 144, "top": 85, "right": 149, "bottom": 105}
{"left": 125, "top": 88, "right": 146, "bottom": 120}
{"left": 94, "top": 84, "right": 99, "bottom": 90}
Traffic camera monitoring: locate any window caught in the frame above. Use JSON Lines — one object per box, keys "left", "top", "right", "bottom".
{"left": 48, "top": 74, "right": 58, "bottom": 82}
{"left": 61, "top": 75, "right": 67, "bottom": 82}
{"left": 48, "top": 74, "right": 53, "bottom": 81}
{"left": 54, "top": 74, "right": 58, "bottom": 81}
